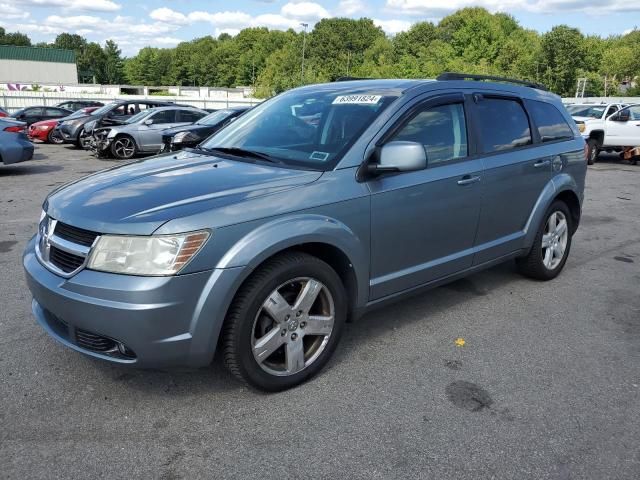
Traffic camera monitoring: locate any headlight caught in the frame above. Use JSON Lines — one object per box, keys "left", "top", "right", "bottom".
{"left": 87, "top": 231, "right": 210, "bottom": 276}
{"left": 36, "top": 125, "right": 51, "bottom": 131}
{"left": 172, "top": 131, "right": 192, "bottom": 143}
{"left": 577, "top": 123, "right": 585, "bottom": 133}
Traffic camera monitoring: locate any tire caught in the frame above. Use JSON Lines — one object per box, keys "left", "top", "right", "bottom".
{"left": 47, "top": 129, "right": 64, "bottom": 144}
{"left": 517, "top": 200, "right": 573, "bottom": 281}
{"left": 75, "top": 128, "right": 87, "bottom": 148}
{"left": 222, "top": 252, "right": 347, "bottom": 391}
{"left": 586, "top": 138, "right": 599, "bottom": 165}
{"left": 110, "top": 135, "right": 137, "bottom": 159}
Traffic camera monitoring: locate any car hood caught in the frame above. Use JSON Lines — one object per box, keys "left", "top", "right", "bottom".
{"left": 162, "top": 124, "right": 212, "bottom": 138}
{"left": 571, "top": 116, "right": 597, "bottom": 123}
{"left": 44, "top": 150, "right": 323, "bottom": 235}
{"left": 31, "top": 119, "right": 58, "bottom": 128}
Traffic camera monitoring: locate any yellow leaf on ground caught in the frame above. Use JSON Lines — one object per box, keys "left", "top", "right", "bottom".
{"left": 454, "top": 338, "right": 466, "bottom": 347}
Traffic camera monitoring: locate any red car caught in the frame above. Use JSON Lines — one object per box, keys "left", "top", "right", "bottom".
{"left": 0, "top": 107, "right": 9, "bottom": 118}
{"left": 28, "top": 106, "right": 99, "bottom": 144}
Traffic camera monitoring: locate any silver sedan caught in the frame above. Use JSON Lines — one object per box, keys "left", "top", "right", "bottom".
{"left": 91, "top": 106, "right": 208, "bottom": 159}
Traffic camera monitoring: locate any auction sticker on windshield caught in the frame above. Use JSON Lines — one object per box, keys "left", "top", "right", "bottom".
{"left": 332, "top": 95, "right": 382, "bottom": 105}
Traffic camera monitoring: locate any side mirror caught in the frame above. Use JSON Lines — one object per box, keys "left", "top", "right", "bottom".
{"left": 369, "top": 141, "right": 427, "bottom": 175}
{"left": 144, "top": 119, "right": 153, "bottom": 126}
{"left": 613, "top": 111, "right": 630, "bottom": 122}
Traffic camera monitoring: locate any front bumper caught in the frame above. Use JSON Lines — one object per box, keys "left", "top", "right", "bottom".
{"left": 23, "top": 235, "right": 244, "bottom": 368}
{"left": 28, "top": 127, "right": 50, "bottom": 142}
{"left": 59, "top": 123, "right": 81, "bottom": 142}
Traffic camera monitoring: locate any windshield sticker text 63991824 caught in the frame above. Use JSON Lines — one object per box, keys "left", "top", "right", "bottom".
{"left": 332, "top": 95, "right": 382, "bottom": 105}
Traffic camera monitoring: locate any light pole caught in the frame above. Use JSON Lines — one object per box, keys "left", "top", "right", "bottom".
{"left": 300, "top": 23, "right": 308, "bottom": 83}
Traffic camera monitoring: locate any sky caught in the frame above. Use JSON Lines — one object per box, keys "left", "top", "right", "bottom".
{"left": 1, "top": 0, "right": 639, "bottom": 56}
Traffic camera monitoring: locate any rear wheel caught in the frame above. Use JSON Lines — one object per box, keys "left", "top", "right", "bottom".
{"left": 517, "top": 200, "right": 573, "bottom": 280}
{"left": 587, "top": 138, "right": 599, "bottom": 165}
{"left": 110, "top": 135, "right": 137, "bottom": 159}
{"left": 222, "top": 252, "right": 347, "bottom": 391}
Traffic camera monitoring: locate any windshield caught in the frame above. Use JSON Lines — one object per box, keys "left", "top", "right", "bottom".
{"left": 201, "top": 89, "right": 398, "bottom": 169}
{"left": 126, "top": 109, "right": 155, "bottom": 124}
{"left": 91, "top": 103, "right": 117, "bottom": 116}
{"left": 567, "top": 105, "right": 605, "bottom": 119}
{"left": 198, "top": 110, "right": 237, "bottom": 126}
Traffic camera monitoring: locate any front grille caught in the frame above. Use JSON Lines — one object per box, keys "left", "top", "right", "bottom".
{"left": 50, "top": 246, "right": 85, "bottom": 273}
{"left": 76, "top": 329, "right": 117, "bottom": 352}
{"left": 54, "top": 222, "right": 99, "bottom": 247}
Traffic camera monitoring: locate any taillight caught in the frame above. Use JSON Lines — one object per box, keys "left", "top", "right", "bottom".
{"left": 4, "top": 126, "right": 25, "bottom": 133}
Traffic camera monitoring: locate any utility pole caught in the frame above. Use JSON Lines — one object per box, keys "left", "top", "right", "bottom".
{"left": 300, "top": 23, "right": 308, "bottom": 83}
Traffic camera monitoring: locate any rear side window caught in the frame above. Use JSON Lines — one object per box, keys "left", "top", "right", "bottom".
{"left": 150, "top": 110, "right": 176, "bottom": 124}
{"left": 475, "top": 98, "right": 531, "bottom": 153}
{"left": 45, "top": 108, "right": 64, "bottom": 116}
{"left": 528, "top": 101, "right": 574, "bottom": 142}
{"left": 391, "top": 103, "right": 468, "bottom": 166}
{"left": 179, "top": 110, "right": 205, "bottom": 122}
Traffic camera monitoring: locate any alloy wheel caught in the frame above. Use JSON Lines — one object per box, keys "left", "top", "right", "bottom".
{"left": 252, "top": 277, "right": 335, "bottom": 377}
{"left": 541, "top": 211, "right": 568, "bottom": 270}
{"left": 113, "top": 137, "right": 135, "bottom": 159}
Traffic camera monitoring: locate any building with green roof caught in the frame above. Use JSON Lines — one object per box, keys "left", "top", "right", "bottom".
{"left": 0, "top": 45, "right": 78, "bottom": 85}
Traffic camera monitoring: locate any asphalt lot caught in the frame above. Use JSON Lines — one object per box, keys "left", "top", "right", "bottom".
{"left": 1, "top": 144, "right": 639, "bottom": 479}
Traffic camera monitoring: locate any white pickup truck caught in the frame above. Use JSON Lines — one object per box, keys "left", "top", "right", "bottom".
{"left": 567, "top": 103, "right": 640, "bottom": 164}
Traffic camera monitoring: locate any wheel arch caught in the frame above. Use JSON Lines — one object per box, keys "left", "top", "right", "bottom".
{"left": 588, "top": 130, "right": 604, "bottom": 146}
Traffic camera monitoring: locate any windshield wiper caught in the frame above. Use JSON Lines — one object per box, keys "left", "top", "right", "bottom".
{"left": 206, "top": 147, "right": 280, "bottom": 163}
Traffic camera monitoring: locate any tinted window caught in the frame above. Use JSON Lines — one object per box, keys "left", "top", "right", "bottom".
{"left": 605, "top": 105, "right": 618, "bottom": 117}
{"left": 528, "top": 101, "right": 574, "bottom": 142}
{"left": 150, "top": 110, "right": 176, "bottom": 124}
{"left": 24, "top": 108, "right": 42, "bottom": 117}
{"left": 178, "top": 110, "right": 205, "bottom": 122}
{"left": 391, "top": 103, "right": 468, "bottom": 165}
{"left": 566, "top": 105, "right": 605, "bottom": 119}
{"left": 475, "top": 98, "right": 531, "bottom": 152}
{"left": 45, "top": 108, "right": 65, "bottom": 116}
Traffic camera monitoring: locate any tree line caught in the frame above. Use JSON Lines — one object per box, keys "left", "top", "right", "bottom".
{"left": 1, "top": 8, "right": 639, "bottom": 98}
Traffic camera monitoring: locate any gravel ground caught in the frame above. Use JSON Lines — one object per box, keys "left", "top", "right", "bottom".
{"left": 1, "top": 144, "right": 639, "bottom": 480}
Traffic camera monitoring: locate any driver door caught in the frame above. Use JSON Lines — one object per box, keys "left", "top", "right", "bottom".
{"left": 605, "top": 105, "right": 640, "bottom": 146}
{"left": 368, "top": 94, "right": 483, "bottom": 300}
{"left": 137, "top": 110, "right": 177, "bottom": 151}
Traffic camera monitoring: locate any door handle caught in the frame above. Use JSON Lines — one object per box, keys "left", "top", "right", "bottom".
{"left": 457, "top": 175, "right": 481, "bottom": 186}
{"left": 533, "top": 159, "right": 551, "bottom": 168}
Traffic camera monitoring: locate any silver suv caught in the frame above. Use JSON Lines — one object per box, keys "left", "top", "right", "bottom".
{"left": 24, "top": 74, "right": 587, "bottom": 391}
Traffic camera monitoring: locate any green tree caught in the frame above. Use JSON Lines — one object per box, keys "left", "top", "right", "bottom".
{"left": 0, "top": 27, "right": 31, "bottom": 46}
{"left": 103, "top": 40, "right": 125, "bottom": 84}
{"left": 539, "top": 25, "right": 586, "bottom": 96}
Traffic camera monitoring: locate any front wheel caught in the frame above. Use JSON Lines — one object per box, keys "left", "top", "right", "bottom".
{"left": 110, "top": 135, "right": 137, "bottom": 159}
{"left": 47, "top": 129, "right": 64, "bottom": 144}
{"left": 517, "top": 200, "right": 573, "bottom": 280}
{"left": 587, "top": 138, "right": 599, "bottom": 165}
{"left": 222, "top": 252, "right": 347, "bottom": 391}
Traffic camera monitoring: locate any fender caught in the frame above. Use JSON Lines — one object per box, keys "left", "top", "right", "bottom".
{"left": 216, "top": 213, "right": 369, "bottom": 309}
{"left": 523, "top": 173, "right": 579, "bottom": 249}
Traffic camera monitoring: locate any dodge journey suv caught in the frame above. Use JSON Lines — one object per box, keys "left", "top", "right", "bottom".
{"left": 24, "top": 73, "right": 587, "bottom": 391}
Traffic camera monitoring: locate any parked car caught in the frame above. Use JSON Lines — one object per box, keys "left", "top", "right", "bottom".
{"left": 23, "top": 74, "right": 587, "bottom": 391}
{"left": 58, "top": 100, "right": 178, "bottom": 148}
{"left": 0, "top": 106, "right": 9, "bottom": 118}
{"left": 0, "top": 118, "right": 34, "bottom": 165}
{"left": 55, "top": 100, "right": 104, "bottom": 112}
{"left": 9, "top": 106, "right": 73, "bottom": 126}
{"left": 29, "top": 107, "right": 101, "bottom": 144}
{"left": 566, "top": 102, "right": 628, "bottom": 164}
{"left": 91, "top": 106, "right": 208, "bottom": 159}
{"left": 161, "top": 106, "right": 250, "bottom": 152}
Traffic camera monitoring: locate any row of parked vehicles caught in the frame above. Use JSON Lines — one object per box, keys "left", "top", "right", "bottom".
{"left": 0, "top": 99, "right": 251, "bottom": 165}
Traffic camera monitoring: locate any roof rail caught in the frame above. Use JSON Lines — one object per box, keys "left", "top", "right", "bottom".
{"left": 436, "top": 72, "right": 547, "bottom": 91}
